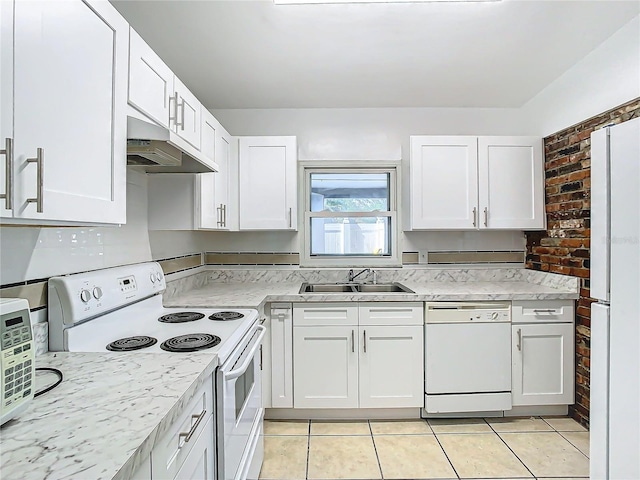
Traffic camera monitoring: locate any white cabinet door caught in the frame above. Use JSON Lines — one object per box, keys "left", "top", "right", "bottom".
{"left": 238, "top": 136, "right": 297, "bottom": 230}
{"left": 128, "top": 27, "right": 173, "bottom": 128}
{"left": 173, "top": 416, "right": 215, "bottom": 480}
{"left": 9, "top": 0, "right": 128, "bottom": 224}
{"left": 409, "top": 136, "right": 478, "bottom": 230}
{"left": 200, "top": 108, "right": 218, "bottom": 168}
{"left": 271, "top": 305, "right": 293, "bottom": 408}
{"left": 207, "top": 123, "right": 232, "bottom": 230}
{"left": 0, "top": 0, "right": 13, "bottom": 218}
{"left": 293, "top": 326, "right": 358, "bottom": 408}
{"left": 173, "top": 77, "right": 201, "bottom": 150}
{"left": 359, "top": 325, "right": 424, "bottom": 408}
{"left": 512, "top": 323, "right": 575, "bottom": 406}
{"left": 478, "top": 136, "right": 544, "bottom": 230}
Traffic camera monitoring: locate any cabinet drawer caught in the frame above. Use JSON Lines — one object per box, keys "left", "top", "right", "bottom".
{"left": 359, "top": 302, "right": 423, "bottom": 326}
{"left": 512, "top": 300, "right": 575, "bottom": 324}
{"left": 152, "top": 376, "right": 214, "bottom": 480}
{"left": 293, "top": 303, "right": 358, "bottom": 326}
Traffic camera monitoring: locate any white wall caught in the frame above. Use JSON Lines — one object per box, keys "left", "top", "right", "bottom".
{"left": 0, "top": 170, "right": 152, "bottom": 285}
{"left": 521, "top": 15, "right": 640, "bottom": 137}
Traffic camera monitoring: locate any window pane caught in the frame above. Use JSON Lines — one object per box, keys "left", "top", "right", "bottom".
{"left": 310, "top": 217, "right": 391, "bottom": 256}
{"left": 310, "top": 173, "right": 389, "bottom": 212}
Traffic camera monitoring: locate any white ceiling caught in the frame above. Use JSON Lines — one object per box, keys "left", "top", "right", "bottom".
{"left": 110, "top": 0, "right": 639, "bottom": 109}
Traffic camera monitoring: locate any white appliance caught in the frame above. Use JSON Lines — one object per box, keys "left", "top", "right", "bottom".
{"left": 0, "top": 298, "right": 35, "bottom": 426}
{"left": 423, "top": 302, "right": 512, "bottom": 414}
{"left": 590, "top": 117, "right": 640, "bottom": 480}
{"left": 47, "top": 262, "right": 265, "bottom": 480}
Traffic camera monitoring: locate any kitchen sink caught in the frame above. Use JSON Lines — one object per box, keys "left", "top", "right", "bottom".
{"left": 299, "top": 282, "right": 414, "bottom": 294}
{"left": 299, "top": 283, "right": 358, "bottom": 293}
{"left": 355, "top": 283, "right": 414, "bottom": 293}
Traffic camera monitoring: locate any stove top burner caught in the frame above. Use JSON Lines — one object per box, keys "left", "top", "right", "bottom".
{"left": 160, "top": 333, "right": 222, "bottom": 353}
{"left": 158, "top": 312, "right": 205, "bottom": 323}
{"left": 106, "top": 336, "right": 158, "bottom": 352}
{"left": 209, "top": 311, "right": 245, "bottom": 321}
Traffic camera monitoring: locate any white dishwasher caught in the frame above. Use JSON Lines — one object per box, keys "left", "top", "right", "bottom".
{"left": 424, "top": 302, "right": 512, "bottom": 415}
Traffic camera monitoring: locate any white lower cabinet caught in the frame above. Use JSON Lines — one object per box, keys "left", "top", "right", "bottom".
{"left": 173, "top": 416, "right": 215, "bottom": 480}
{"left": 270, "top": 304, "right": 293, "bottom": 408}
{"left": 292, "top": 303, "right": 423, "bottom": 409}
{"left": 359, "top": 325, "right": 424, "bottom": 408}
{"left": 511, "top": 300, "right": 575, "bottom": 407}
{"left": 294, "top": 325, "right": 359, "bottom": 409}
{"left": 152, "top": 377, "right": 214, "bottom": 480}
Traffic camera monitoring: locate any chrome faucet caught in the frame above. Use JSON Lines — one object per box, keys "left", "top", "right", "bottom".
{"left": 348, "top": 268, "right": 371, "bottom": 283}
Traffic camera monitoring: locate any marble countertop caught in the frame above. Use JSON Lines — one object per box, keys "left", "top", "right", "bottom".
{"left": 164, "top": 280, "right": 579, "bottom": 311}
{"left": 0, "top": 351, "right": 217, "bottom": 480}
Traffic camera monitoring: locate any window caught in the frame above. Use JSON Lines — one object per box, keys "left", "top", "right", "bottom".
{"left": 301, "top": 164, "right": 400, "bottom": 267}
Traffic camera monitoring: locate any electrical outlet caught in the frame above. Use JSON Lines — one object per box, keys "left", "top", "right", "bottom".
{"left": 418, "top": 250, "right": 429, "bottom": 264}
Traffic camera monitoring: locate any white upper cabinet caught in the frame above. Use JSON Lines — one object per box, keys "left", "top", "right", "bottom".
{"left": 128, "top": 27, "right": 173, "bottom": 128}
{"left": 410, "top": 136, "right": 478, "bottom": 229}
{"left": 238, "top": 136, "right": 297, "bottom": 230}
{"left": 173, "top": 77, "right": 201, "bottom": 150}
{"left": 1, "top": 0, "right": 128, "bottom": 224}
{"left": 478, "top": 137, "right": 545, "bottom": 230}
{"left": 408, "top": 135, "right": 544, "bottom": 231}
{"left": 197, "top": 111, "right": 231, "bottom": 230}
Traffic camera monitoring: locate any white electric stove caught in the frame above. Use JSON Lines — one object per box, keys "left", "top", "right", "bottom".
{"left": 47, "top": 262, "right": 265, "bottom": 480}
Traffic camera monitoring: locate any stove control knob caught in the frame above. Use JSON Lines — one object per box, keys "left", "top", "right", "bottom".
{"left": 491, "top": 312, "right": 499, "bottom": 320}
{"left": 92, "top": 287, "right": 103, "bottom": 300}
{"left": 80, "top": 289, "right": 91, "bottom": 303}
{"left": 156, "top": 272, "right": 163, "bottom": 282}
{"left": 150, "top": 273, "right": 156, "bottom": 284}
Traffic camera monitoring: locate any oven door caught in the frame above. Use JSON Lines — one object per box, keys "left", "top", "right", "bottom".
{"left": 219, "top": 325, "right": 266, "bottom": 480}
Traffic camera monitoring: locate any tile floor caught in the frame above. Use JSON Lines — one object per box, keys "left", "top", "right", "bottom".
{"left": 259, "top": 416, "right": 589, "bottom": 480}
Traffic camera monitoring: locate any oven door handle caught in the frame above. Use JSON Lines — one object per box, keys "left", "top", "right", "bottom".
{"left": 223, "top": 325, "right": 266, "bottom": 380}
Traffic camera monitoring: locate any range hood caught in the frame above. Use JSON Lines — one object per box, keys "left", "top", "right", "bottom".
{"left": 126, "top": 113, "right": 218, "bottom": 173}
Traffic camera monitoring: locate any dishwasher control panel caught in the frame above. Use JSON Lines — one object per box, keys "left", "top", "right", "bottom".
{"left": 425, "top": 302, "right": 511, "bottom": 323}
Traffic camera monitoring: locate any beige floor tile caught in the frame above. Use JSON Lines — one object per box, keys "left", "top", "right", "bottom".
{"left": 428, "top": 418, "right": 492, "bottom": 433}
{"left": 370, "top": 420, "right": 432, "bottom": 435}
{"left": 437, "top": 433, "right": 533, "bottom": 478}
{"left": 310, "top": 421, "right": 371, "bottom": 435}
{"left": 561, "top": 431, "right": 590, "bottom": 457}
{"left": 259, "top": 435, "right": 308, "bottom": 480}
{"left": 264, "top": 420, "right": 310, "bottom": 435}
{"left": 543, "top": 416, "right": 588, "bottom": 432}
{"left": 307, "top": 435, "right": 381, "bottom": 479}
{"left": 499, "top": 432, "right": 590, "bottom": 478}
{"left": 374, "top": 434, "right": 456, "bottom": 479}
{"left": 487, "top": 416, "right": 554, "bottom": 432}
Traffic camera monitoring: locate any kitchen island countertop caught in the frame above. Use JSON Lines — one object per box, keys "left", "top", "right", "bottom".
{"left": 0, "top": 351, "right": 217, "bottom": 480}
{"left": 163, "top": 279, "right": 579, "bottom": 311}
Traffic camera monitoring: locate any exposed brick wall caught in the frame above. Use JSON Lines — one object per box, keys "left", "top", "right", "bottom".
{"left": 525, "top": 98, "right": 640, "bottom": 428}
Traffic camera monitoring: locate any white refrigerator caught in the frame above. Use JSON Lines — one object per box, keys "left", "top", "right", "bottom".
{"left": 590, "top": 116, "right": 640, "bottom": 480}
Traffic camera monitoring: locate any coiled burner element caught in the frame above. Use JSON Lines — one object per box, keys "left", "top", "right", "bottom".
{"left": 106, "top": 336, "right": 158, "bottom": 352}
{"left": 209, "top": 311, "right": 244, "bottom": 321}
{"left": 158, "top": 312, "right": 205, "bottom": 323}
{"left": 160, "top": 333, "right": 221, "bottom": 353}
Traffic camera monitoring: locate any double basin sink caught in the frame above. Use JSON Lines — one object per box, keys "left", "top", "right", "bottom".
{"left": 299, "top": 282, "right": 414, "bottom": 294}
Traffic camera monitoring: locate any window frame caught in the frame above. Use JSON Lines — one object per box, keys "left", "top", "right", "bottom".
{"left": 300, "top": 161, "right": 402, "bottom": 268}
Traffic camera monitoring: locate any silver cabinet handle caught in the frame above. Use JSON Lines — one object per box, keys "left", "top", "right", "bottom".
{"left": 169, "top": 92, "right": 180, "bottom": 126}
{"left": 483, "top": 207, "right": 488, "bottom": 227}
{"left": 351, "top": 329, "right": 355, "bottom": 353}
{"left": 223, "top": 204, "right": 227, "bottom": 227}
{"left": 472, "top": 207, "right": 476, "bottom": 227}
{"left": 533, "top": 309, "right": 557, "bottom": 314}
{"left": 216, "top": 205, "right": 222, "bottom": 227}
{"left": 26, "top": 147, "right": 44, "bottom": 213}
{"left": 179, "top": 410, "right": 206, "bottom": 444}
{"left": 363, "top": 330, "right": 367, "bottom": 353}
{"left": 288, "top": 207, "right": 292, "bottom": 228}
{"left": 0, "top": 137, "right": 13, "bottom": 210}
{"left": 517, "top": 328, "right": 522, "bottom": 351}
{"left": 179, "top": 98, "right": 185, "bottom": 131}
